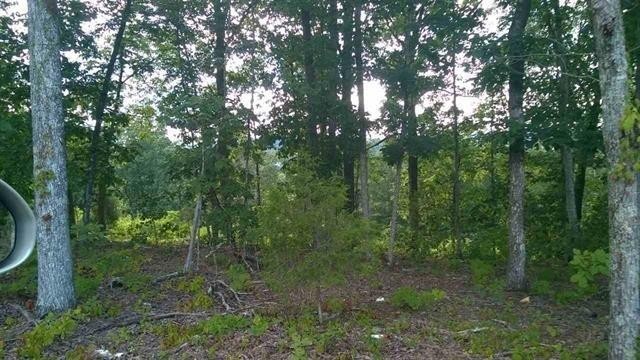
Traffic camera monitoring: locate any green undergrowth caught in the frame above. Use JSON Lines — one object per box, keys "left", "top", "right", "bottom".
{"left": 457, "top": 320, "right": 607, "bottom": 359}
{"left": 151, "top": 313, "right": 270, "bottom": 349}
{"left": 390, "top": 286, "right": 446, "bottom": 311}
{"left": 18, "top": 299, "right": 122, "bottom": 359}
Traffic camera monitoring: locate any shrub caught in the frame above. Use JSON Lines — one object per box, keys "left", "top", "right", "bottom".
{"left": 227, "top": 264, "right": 251, "bottom": 291}
{"left": 20, "top": 312, "right": 78, "bottom": 359}
{"left": 569, "top": 249, "right": 609, "bottom": 295}
{"left": 255, "top": 160, "right": 376, "bottom": 294}
{"left": 390, "top": 286, "right": 446, "bottom": 311}
{"left": 470, "top": 259, "right": 494, "bottom": 287}
{"left": 109, "top": 211, "right": 189, "bottom": 244}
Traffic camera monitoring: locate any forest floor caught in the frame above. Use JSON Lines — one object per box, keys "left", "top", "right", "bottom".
{"left": 0, "top": 241, "right": 608, "bottom": 359}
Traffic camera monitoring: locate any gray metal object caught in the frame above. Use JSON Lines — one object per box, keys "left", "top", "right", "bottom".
{"left": 0, "top": 180, "right": 36, "bottom": 274}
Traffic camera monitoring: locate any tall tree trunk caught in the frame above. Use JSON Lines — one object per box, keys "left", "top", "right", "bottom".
{"left": 96, "top": 180, "right": 107, "bottom": 229}
{"left": 326, "top": 0, "right": 340, "bottom": 173}
{"left": 184, "top": 195, "right": 203, "bottom": 273}
{"left": 589, "top": 0, "right": 638, "bottom": 358}
{"left": 340, "top": 0, "right": 356, "bottom": 211}
{"left": 402, "top": 0, "right": 420, "bottom": 241}
{"left": 301, "top": 7, "right": 319, "bottom": 159}
{"left": 354, "top": 0, "right": 369, "bottom": 218}
{"left": 505, "top": 0, "right": 531, "bottom": 291}
{"left": 575, "top": 97, "right": 601, "bottom": 220}
{"left": 547, "top": 0, "right": 581, "bottom": 253}
{"left": 451, "top": 52, "right": 462, "bottom": 258}
{"left": 83, "top": 0, "right": 133, "bottom": 224}
{"left": 28, "top": 0, "right": 76, "bottom": 315}
{"left": 388, "top": 160, "right": 402, "bottom": 265}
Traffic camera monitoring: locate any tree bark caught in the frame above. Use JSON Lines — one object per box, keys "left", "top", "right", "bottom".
{"left": 388, "top": 160, "right": 402, "bottom": 265}
{"left": 354, "top": 0, "right": 370, "bottom": 218}
{"left": 28, "top": 0, "right": 76, "bottom": 315}
{"left": 340, "top": 0, "right": 356, "bottom": 211}
{"left": 589, "top": 0, "right": 638, "bottom": 358}
{"left": 506, "top": 0, "right": 531, "bottom": 291}
{"left": 184, "top": 195, "right": 203, "bottom": 273}
{"left": 451, "top": 51, "right": 462, "bottom": 258}
{"left": 83, "top": 0, "right": 133, "bottom": 224}
{"left": 546, "top": 0, "right": 581, "bottom": 252}
{"left": 301, "top": 7, "right": 319, "bottom": 158}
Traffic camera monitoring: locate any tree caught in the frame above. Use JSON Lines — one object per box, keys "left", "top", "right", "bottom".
{"left": 354, "top": 0, "right": 370, "bottom": 218}
{"left": 83, "top": 0, "right": 134, "bottom": 225}
{"left": 506, "top": 0, "right": 532, "bottom": 291}
{"left": 27, "top": 0, "right": 76, "bottom": 314}
{"left": 589, "top": 0, "right": 638, "bottom": 358}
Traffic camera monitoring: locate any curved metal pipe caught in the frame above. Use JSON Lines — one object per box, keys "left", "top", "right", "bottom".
{"left": 0, "top": 180, "right": 36, "bottom": 274}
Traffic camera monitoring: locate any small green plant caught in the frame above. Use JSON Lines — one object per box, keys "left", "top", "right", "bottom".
{"left": 470, "top": 259, "right": 494, "bottom": 287}
{"left": 531, "top": 279, "right": 553, "bottom": 296}
{"left": 227, "top": 264, "right": 251, "bottom": 291}
{"left": 390, "top": 287, "right": 446, "bottom": 311}
{"left": 569, "top": 249, "right": 609, "bottom": 295}
{"left": 250, "top": 315, "right": 271, "bottom": 336}
{"left": 20, "top": 312, "right": 78, "bottom": 359}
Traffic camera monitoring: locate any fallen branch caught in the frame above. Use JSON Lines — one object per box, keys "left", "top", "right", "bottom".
{"left": 214, "top": 279, "right": 244, "bottom": 304}
{"left": 153, "top": 271, "right": 184, "bottom": 284}
{"left": 215, "top": 291, "right": 232, "bottom": 311}
{"left": 456, "top": 327, "right": 489, "bottom": 336}
{"left": 86, "top": 312, "right": 208, "bottom": 335}
{"left": 9, "top": 303, "right": 37, "bottom": 326}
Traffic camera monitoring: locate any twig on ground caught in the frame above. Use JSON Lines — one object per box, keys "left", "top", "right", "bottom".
{"left": 9, "top": 303, "right": 37, "bottom": 326}
{"left": 152, "top": 271, "right": 184, "bottom": 284}
{"left": 456, "top": 327, "right": 489, "bottom": 336}
{"left": 86, "top": 312, "right": 209, "bottom": 335}
{"left": 215, "top": 291, "right": 232, "bottom": 311}
{"left": 214, "top": 279, "right": 244, "bottom": 304}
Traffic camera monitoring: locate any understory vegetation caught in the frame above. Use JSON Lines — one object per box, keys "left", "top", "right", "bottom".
{"left": 1, "top": 0, "right": 639, "bottom": 358}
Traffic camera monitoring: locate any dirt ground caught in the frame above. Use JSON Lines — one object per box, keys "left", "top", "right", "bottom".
{"left": 0, "top": 243, "right": 608, "bottom": 359}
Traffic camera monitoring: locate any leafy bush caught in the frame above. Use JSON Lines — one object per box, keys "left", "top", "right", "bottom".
{"left": 20, "top": 312, "right": 78, "bottom": 359}
{"left": 255, "top": 161, "right": 375, "bottom": 293}
{"left": 71, "top": 223, "right": 107, "bottom": 243}
{"left": 470, "top": 259, "right": 494, "bottom": 287}
{"left": 569, "top": 249, "right": 609, "bottom": 295}
{"left": 109, "top": 211, "right": 189, "bottom": 243}
{"left": 227, "top": 264, "right": 251, "bottom": 291}
{"left": 390, "top": 286, "right": 446, "bottom": 311}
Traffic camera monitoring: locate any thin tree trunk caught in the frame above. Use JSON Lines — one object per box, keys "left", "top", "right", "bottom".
{"left": 301, "top": 7, "right": 319, "bottom": 158}
{"left": 354, "top": 0, "right": 369, "bottom": 218}
{"left": 185, "top": 146, "right": 206, "bottom": 272}
{"left": 506, "top": 0, "right": 531, "bottom": 291}
{"left": 28, "top": 0, "right": 76, "bottom": 315}
{"left": 96, "top": 180, "right": 107, "bottom": 229}
{"left": 561, "top": 145, "right": 580, "bottom": 253}
{"left": 589, "top": 0, "right": 638, "bottom": 358}
{"left": 83, "top": 0, "right": 133, "bottom": 224}
{"left": 451, "top": 51, "right": 462, "bottom": 258}
{"left": 388, "top": 160, "right": 402, "bottom": 265}
{"left": 184, "top": 195, "right": 203, "bottom": 273}
{"left": 547, "top": 0, "right": 581, "bottom": 252}
{"left": 340, "top": 0, "right": 356, "bottom": 211}
{"left": 574, "top": 154, "right": 587, "bottom": 221}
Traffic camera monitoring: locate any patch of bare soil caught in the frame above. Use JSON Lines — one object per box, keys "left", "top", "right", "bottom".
{"left": 0, "top": 245, "right": 607, "bottom": 359}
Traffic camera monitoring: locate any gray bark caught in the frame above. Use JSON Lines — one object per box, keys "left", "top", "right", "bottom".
{"left": 589, "top": 0, "right": 638, "bottom": 358}
{"left": 546, "top": 0, "right": 581, "bottom": 251}
{"left": 184, "top": 195, "right": 203, "bottom": 273}
{"left": 83, "top": 0, "right": 133, "bottom": 224}
{"left": 506, "top": 0, "right": 531, "bottom": 291}
{"left": 561, "top": 145, "right": 580, "bottom": 252}
{"left": 388, "top": 160, "right": 402, "bottom": 265}
{"left": 28, "top": 0, "right": 76, "bottom": 315}
{"left": 451, "top": 52, "right": 462, "bottom": 259}
{"left": 355, "top": 0, "right": 370, "bottom": 218}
